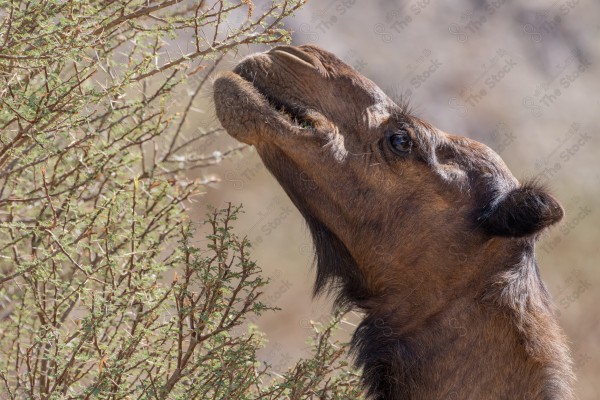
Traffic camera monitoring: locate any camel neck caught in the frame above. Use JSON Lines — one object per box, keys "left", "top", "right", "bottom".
{"left": 352, "top": 259, "right": 574, "bottom": 400}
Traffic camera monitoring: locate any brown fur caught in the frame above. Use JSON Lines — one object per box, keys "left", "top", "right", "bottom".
{"left": 213, "top": 45, "right": 574, "bottom": 399}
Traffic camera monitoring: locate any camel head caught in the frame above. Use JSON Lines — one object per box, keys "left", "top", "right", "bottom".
{"left": 213, "top": 45, "right": 564, "bottom": 315}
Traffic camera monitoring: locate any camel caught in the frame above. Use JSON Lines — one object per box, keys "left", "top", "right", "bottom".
{"left": 213, "top": 45, "right": 574, "bottom": 399}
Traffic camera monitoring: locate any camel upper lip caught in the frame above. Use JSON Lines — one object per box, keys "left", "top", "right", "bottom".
{"left": 267, "top": 46, "right": 320, "bottom": 69}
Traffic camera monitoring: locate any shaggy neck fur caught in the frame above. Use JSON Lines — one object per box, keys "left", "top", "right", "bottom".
{"left": 304, "top": 211, "right": 573, "bottom": 400}
{"left": 353, "top": 276, "right": 573, "bottom": 400}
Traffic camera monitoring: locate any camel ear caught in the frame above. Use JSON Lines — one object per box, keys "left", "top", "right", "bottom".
{"left": 480, "top": 185, "right": 564, "bottom": 237}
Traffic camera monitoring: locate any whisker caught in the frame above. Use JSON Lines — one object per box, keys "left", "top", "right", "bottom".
{"left": 348, "top": 151, "right": 374, "bottom": 156}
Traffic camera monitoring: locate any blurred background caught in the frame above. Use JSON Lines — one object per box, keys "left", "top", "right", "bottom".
{"left": 186, "top": 1, "right": 599, "bottom": 398}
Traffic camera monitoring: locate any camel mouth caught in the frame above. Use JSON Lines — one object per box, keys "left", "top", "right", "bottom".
{"left": 232, "top": 63, "right": 317, "bottom": 132}
{"left": 214, "top": 49, "right": 332, "bottom": 145}
{"left": 241, "top": 75, "right": 316, "bottom": 131}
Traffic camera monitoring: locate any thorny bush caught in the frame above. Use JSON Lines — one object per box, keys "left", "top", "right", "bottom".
{"left": 0, "top": 1, "right": 362, "bottom": 398}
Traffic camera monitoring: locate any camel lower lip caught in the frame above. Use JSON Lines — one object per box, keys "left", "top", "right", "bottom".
{"left": 231, "top": 69, "right": 315, "bottom": 131}
{"left": 213, "top": 70, "right": 315, "bottom": 145}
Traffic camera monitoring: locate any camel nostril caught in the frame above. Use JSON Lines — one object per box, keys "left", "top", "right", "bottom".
{"left": 268, "top": 45, "right": 320, "bottom": 69}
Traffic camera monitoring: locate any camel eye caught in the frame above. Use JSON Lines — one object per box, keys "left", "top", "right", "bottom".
{"left": 386, "top": 129, "right": 412, "bottom": 155}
